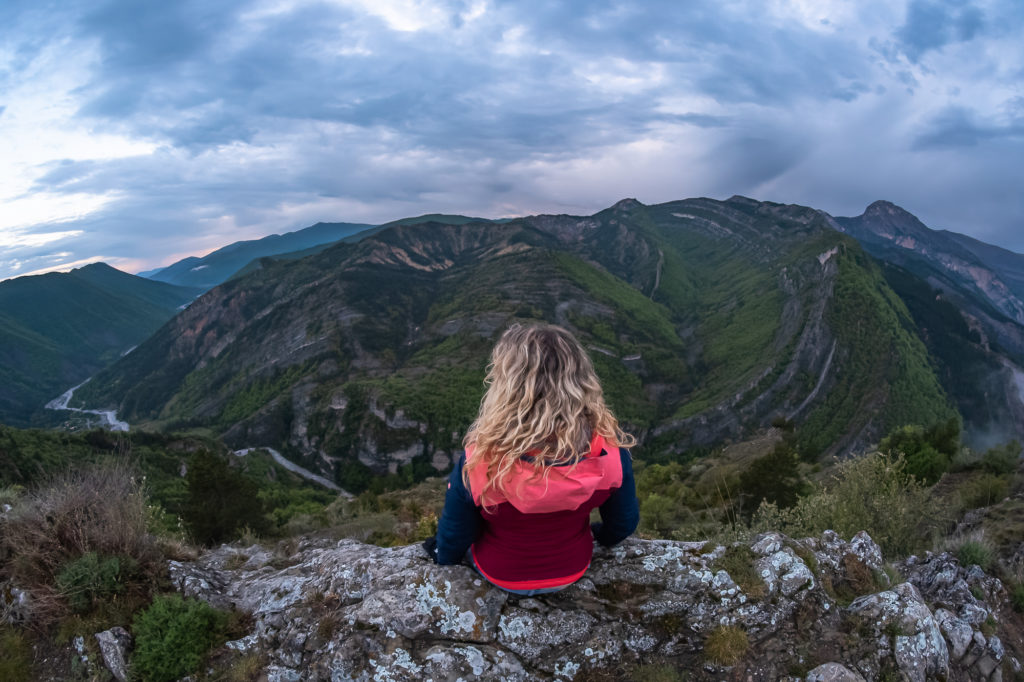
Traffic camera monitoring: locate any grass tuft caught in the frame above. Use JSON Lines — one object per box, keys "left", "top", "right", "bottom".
{"left": 704, "top": 625, "right": 749, "bottom": 666}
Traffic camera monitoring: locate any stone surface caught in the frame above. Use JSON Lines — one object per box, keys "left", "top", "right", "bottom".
{"left": 805, "top": 662, "right": 867, "bottom": 682}
{"left": 160, "top": 531, "right": 1023, "bottom": 681}
{"left": 94, "top": 626, "right": 132, "bottom": 682}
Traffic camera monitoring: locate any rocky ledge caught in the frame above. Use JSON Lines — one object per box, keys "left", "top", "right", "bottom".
{"left": 166, "top": 531, "right": 1023, "bottom": 681}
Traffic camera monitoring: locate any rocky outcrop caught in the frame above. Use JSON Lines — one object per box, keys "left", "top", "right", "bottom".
{"left": 166, "top": 531, "right": 1024, "bottom": 681}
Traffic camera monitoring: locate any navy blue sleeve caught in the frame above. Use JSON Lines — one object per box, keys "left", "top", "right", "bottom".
{"left": 592, "top": 449, "right": 639, "bottom": 547}
{"left": 431, "top": 454, "right": 482, "bottom": 564}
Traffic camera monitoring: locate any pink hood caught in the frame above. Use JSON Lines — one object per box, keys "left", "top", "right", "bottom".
{"left": 466, "top": 433, "right": 623, "bottom": 513}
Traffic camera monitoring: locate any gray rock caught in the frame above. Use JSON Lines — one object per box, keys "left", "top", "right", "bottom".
{"left": 94, "top": 626, "right": 132, "bottom": 682}
{"left": 805, "top": 662, "right": 867, "bottom": 682}
{"left": 0, "top": 579, "right": 32, "bottom": 625}
{"left": 158, "top": 532, "right": 1020, "bottom": 681}
{"left": 846, "top": 582, "right": 949, "bottom": 682}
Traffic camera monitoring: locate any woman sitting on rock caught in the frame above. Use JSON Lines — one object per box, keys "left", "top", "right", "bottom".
{"left": 424, "top": 323, "right": 639, "bottom": 595}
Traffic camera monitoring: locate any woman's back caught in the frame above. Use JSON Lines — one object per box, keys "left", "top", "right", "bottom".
{"left": 427, "top": 324, "right": 639, "bottom": 593}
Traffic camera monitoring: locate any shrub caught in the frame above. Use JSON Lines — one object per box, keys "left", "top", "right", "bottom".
{"left": 737, "top": 439, "right": 807, "bottom": 519}
{"left": 704, "top": 625, "right": 749, "bottom": 665}
{"left": 0, "top": 625, "right": 33, "bottom": 681}
{"left": 959, "top": 474, "right": 1010, "bottom": 511}
{"left": 0, "top": 463, "right": 158, "bottom": 622}
{"left": 183, "top": 449, "right": 267, "bottom": 545}
{"left": 879, "top": 418, "right": 962, "bottom": 485}
{"left": 640, "top": 493, "right": 678, "bottom": 535}
{"left": 1011, "top": 581, "right": 1024, "bottom": 613}
{"left": 956, "top": 540, "right": 996, "bottom": 572}
{"left": 55, "top": 552, "right": 137, "bottom": 614}
{"left": 752, "top": 451, "right": 936, "bottom": 557}
{"left": 132, "top": 593, "right": 227, "bottom": 682}
{"left": 979, "top": 441, "right": 1021, "bottom": 475}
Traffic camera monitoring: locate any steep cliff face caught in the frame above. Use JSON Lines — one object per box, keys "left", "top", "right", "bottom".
{"left": 163, "top": 531, "right": 1023, "bottom": 681}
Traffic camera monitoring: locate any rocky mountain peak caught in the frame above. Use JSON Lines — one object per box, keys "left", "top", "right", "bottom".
{"left": 859, "top": 200, "right": 930, "bottom": 236}
{"left": 611, "top": 197, "right": 644, "bottom": 211}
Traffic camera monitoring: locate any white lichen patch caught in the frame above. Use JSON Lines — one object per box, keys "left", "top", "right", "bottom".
{"left": 554, "top": 659, "right": 580, "bottom": 679}
{"left": 498, "top": 613, "right": 533, "bottom": 641}
{"left": 642, "top": 544, "right": 687, "bottom": 572}
{"left": 414, "top": 580, "right": 478, "bottom": 636}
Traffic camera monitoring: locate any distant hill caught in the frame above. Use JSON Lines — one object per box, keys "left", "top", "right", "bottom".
{"left": 146, "top": 221, "right": 373, "bottom": 290}
{"left": 75, "top": 198, "right": 963, "bottom": 491}
{"left": 0, "top": 263, "right": 201, "bottom": 426}
{"left": 227, "top": 215, "right": 492, "bottom": 281}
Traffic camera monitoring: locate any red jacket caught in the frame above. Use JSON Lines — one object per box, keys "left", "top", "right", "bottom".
{"left": 432, "top": 433, "right": 639, "bottom": 591}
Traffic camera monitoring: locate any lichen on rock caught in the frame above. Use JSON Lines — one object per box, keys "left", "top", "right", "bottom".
{"left": 163, "top": 531, "right": 1023, "bottom": 680}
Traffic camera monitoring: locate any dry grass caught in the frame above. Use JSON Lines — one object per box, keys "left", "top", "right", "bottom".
{"left": 704, "top": 625, "right": 749, "bottom": 665}
{"left": 0, "top": 463, "right": 160, "bottom": 624}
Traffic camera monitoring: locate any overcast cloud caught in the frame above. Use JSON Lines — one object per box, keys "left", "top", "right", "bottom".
{"left": 1, "top": 0, "right": 1022, "bottom": 280}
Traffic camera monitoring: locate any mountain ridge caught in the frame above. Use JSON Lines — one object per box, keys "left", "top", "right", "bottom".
{"left": 72, "top": 196, "right": 964, "bottom": 488}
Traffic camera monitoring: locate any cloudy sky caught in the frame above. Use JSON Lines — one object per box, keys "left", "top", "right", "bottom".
{"left": 1, "top": 0, "right": 1022, "bottom": 281}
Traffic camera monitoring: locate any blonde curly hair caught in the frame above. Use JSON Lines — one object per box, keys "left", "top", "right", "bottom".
{"left": 462, "top": 323, "right": 636, "bottom": 500}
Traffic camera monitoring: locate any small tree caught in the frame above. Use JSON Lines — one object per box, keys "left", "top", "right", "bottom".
{"left": 879, "top": 418, "right": 961, "bottom": 485}
{"left": 183, "top": 450, "right": 267, "bottom": 545}
{"left": 738, "top": 438, "right": 807, "bottom": 520}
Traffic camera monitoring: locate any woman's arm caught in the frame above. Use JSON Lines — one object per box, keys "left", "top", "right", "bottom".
{"left": 592, "top": 448, "right": 640, "bottom": 546}
{"left": 428, "top": 454, "right": 482, "bottom": 564}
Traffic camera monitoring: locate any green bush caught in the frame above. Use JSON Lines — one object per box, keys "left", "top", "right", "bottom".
{"left": 1011, "top": 581, "right": 1024, "bottom": 613}
{"left": 979, "top": 441, "right": 1021, "bottom": 475}
{"left": 753, "top": 451, "right": 936, "bottom": 557}
{"left": 959, "top": 474, "right": 1010, "bottom": 511}
{"left": 955, "top": 540, "right": 996, "bottom": 572}
{"left": 132, "top": 594, "right": 227, "bottom": 682}
{"left": 183, "top": 449, "right": 267, "bottom": 545}
{"left": 0, "top": 626, "right": 33, "bottom": 682}
{"left": 640, "top": 493, "right": 678, "bottom": 535}
{"left": 737, "top": 438, "right": 807, "bottom": 519}
{"left": 879, "top": 418, "right": 961, "bottom": 485}
{"left": 55, "top": 552, "right": 136, "bottom": 614}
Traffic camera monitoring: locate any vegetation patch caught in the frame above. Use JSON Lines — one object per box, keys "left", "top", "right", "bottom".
{"left": 55, "top": 552, "right": 138, "bottom": 614}
{"left": 0, "top": 463, "right": 159, "bottom": 624}
{"left": 1011, "top": 581, "right": 1024, "bottom": 613}
{"left": 0, "top": 626, "right": 33, "bottom": 682}
{"left": 627, "top": 663, "right": 688, "bottom": 681}
{"left": 703, "top": 625, "right": 749, "bottom": 666}
{"left": 132, "top": 593, "right": 228, "bottom": 682}
{"left": 955, "top": 539, "right": 996, "bottom": 572}
{"left": 753, "top": 451, "right": 937, "bottom": 557}
{"left": 713, "top": 545, "right": 765, "bottom": 599}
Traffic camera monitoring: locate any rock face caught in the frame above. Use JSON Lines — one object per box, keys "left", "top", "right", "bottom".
{"left": 168, "top": 531, "right": 1023, "bottom": 681}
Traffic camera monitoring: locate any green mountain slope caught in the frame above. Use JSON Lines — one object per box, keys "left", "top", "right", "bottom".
{"left": 74, "top": 197, "right": 957, "bottom": 489}
{"left": 0, "top": 264, "right": 200, "bottom": 427}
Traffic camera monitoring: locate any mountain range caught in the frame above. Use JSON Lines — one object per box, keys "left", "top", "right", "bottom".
{"left": 4, "top": 196, "right": 1023, "bottom": 489}
{"left": 65, "top": 195, "right": 1024, "bottom": 493}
